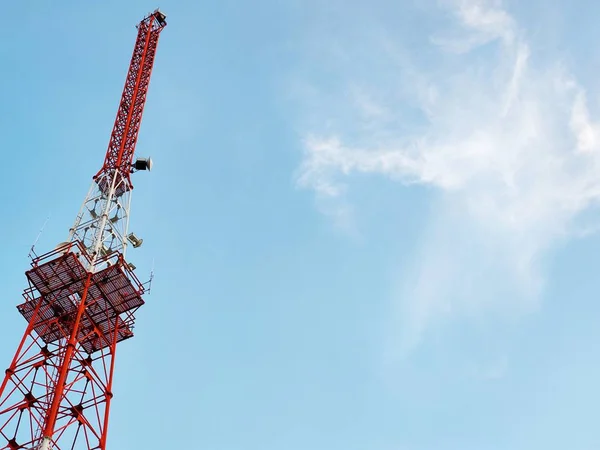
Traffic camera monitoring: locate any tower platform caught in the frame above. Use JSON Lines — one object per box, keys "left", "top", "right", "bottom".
{"left": 16, "top": 241, "right": 145, "bottom": 354}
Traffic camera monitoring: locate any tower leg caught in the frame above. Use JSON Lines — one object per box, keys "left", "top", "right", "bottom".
{"left": 40, "top": 274, "right": 93, "bottom": 442}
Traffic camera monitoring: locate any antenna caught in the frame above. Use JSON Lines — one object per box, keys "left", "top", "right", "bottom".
{"left": 28, "top": 214, "right": 50, "bottom": 259}
{"left": 144, "top": 257, "right": 156, "bottom": 294}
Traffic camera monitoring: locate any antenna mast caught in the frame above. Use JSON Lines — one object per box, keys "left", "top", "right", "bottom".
{"left": 0, "top": 10, "right": 167, "bottom": 450}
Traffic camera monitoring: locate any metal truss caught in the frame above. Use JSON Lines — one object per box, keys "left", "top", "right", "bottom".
{"left": 0, "top": 9, "right": 166, "bottom": 450}
{"left": 69, "top": 171, "right": 133, "bottom": 269}
{"left": 94, "top": 9, "right": 166, "bottom": 198}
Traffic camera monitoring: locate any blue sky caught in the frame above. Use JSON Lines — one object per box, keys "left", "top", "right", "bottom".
{"left": 2, "top": 0, "right": 600, "bottom": 449}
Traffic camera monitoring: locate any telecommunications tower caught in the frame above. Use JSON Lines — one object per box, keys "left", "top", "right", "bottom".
{"left": 0, "top": 10, "right": 167, "bottom": 450}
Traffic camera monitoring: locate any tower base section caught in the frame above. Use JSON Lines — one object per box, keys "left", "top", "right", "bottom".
{"left": 0, "top": 241, "right": 145, "bottom": 450}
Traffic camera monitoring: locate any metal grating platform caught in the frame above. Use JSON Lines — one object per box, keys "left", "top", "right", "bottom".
{"left": 25, "top": 252, "right": 87, "bottom": 297}
{"left": 17, "top": 245, "right": 144, "bottom": 354}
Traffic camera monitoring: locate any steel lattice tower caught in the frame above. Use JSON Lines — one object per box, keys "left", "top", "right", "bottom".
{"left": 0, "top": 10, "right": 167, "bottom": 450}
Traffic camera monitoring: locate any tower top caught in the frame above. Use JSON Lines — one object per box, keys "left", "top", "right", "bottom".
{"left": 93, "top": 8, "right": 167, "bottom": 198}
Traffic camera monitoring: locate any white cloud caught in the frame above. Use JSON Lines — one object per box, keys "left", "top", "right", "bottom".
{"left": 296, "top": 0, "right": 600, "bottom": 353}
{"left": 432, "top": 0, "right": 516, "bottom": 53}
{"left": 571, "top": 90, "right": 600, "bottom": 153}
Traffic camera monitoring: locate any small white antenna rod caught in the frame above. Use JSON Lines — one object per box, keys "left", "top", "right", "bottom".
{"left": 147, "top": 257, "right": 155, "bottom": 294}
{"left": 29, "top": 215, "right": 51, "bottom": 258}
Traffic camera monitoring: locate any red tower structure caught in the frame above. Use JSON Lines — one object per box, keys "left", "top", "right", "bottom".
{"left": 0, "top": 10, "right": 167, "bottom": 450}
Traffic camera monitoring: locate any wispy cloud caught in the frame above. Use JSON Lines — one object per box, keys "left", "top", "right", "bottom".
{"left": 432, "top": 0, "right": 516, "bottom": 53}
{"left": 295, "top": 0, "right": 600, "bottom": 353}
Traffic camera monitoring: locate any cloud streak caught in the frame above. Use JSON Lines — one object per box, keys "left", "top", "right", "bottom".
{"left": 295, "top": 0, "right": 600, "bottom": 352}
